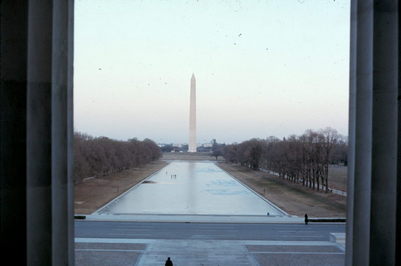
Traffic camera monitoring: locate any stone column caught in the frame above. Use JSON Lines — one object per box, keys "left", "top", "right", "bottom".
{"left": 0, "top": 0, "right": 74, "bottom": 265}
{"left": 0, "top": 2, "right": 28, "bottom": 265}
{"left": 346, "top": 1, "right": 399, "bottom": 265}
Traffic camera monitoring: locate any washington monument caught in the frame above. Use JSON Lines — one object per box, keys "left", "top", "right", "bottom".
{"left": 188, "top": 73, "right": 197, "bottom": 152}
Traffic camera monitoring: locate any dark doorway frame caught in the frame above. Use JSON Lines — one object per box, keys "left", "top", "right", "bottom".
{"left": 0, "top": 1, "right": 400, "bottom": 265}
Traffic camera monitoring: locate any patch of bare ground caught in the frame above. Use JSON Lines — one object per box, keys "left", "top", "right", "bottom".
{"left": 218, "top": 162, "right": 346, "bottom": 217}
{"left": 74, "top": 160, "right": 168, "bottom": 214}
{"left": 328, "top": 165, "right": 347, "bottom": 191}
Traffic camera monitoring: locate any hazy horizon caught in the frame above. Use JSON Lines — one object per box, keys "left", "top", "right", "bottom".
{"left": 74, "top": 0, "right": 350, "bottom": 144}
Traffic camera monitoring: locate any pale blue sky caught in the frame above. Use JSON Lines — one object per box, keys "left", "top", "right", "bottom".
{"left": 74, "top": 0, "right": 350, "bottom": 144}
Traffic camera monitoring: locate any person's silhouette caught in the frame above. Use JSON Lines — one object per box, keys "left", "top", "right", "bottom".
{"left": 165, "top": 257, "right": 173, "bottom": 266}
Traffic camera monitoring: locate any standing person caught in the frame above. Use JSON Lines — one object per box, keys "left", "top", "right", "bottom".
{"left": 304, "top": 214, "right": 308, "bottom": 225}
{"left": 165, "top": 257, "right": 173, "bottom": 266}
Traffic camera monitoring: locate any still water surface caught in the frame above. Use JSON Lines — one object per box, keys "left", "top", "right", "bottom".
{"left": 96, "top": 161, "right": 285, "bottom": 216}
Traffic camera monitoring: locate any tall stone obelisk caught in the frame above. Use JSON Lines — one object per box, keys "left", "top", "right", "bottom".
{"left": 188, "top": 73, "right": 197, "bottom": 152}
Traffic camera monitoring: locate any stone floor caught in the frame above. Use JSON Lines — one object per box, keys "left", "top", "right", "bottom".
{"left": 76, "top": 238, "right": 345, "bottom": 266}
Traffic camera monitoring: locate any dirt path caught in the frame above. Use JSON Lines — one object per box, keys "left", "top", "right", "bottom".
{"left": 74, "top": 160, "right": 168, "bottom": 214}
{"left": 218, "top": 163, "right": 346, "bottom": 217}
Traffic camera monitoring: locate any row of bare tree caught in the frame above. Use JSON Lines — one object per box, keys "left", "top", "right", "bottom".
{"left": 223, "top": 128, "right": 347, "bottom": 192}
{"left": 74, "top": 132, "right": 161, "bottom": 183}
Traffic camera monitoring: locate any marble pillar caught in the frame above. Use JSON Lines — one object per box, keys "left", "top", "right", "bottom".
{"left": 0, "top": 0, "right": 74, "bottom": 265}
{"left": 346, "top": 1, "right": 400, "bottom": 265}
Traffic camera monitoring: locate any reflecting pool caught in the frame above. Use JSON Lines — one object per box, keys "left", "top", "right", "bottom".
{"left": 95, "top": 161, "right": 285, "bottom": 216}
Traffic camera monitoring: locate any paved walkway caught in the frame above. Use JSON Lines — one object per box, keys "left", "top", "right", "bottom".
{"left": 76, "top": 238, "right": 344, "bottom": 265}
{"left": 83, "top": 214, "right": 346, "bottom": 224}
{"left": 84, "top": 214, "right": 302, "bottom": 223}
{"left": 75, "top": 221, "right": 345, "bottom": 265}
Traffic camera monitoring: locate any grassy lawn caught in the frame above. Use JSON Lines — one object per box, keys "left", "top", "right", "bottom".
{"left": 328, "top": 165, "right": 347, "bottom": 191}
{"left": 218, "top": 162, "right": 346, "bottom": 217}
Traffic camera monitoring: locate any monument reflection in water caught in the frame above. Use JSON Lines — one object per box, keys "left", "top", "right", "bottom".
{"left": 96, "top": 161, "right": 285, "bottom": 216}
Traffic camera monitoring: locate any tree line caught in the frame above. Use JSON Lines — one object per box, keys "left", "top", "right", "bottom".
{"left": 74, "top": 132, "right": 161, "bottom": 184}
{"left": 222, "top": 127, "right": 347, "bottom": 192}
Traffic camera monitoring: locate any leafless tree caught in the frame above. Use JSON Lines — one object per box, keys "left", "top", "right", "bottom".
{"left": 223, "top": 128, "right": 346, "bottom": 192}
{"left": 74, "top": 133, "right": 161, "bottom": 183}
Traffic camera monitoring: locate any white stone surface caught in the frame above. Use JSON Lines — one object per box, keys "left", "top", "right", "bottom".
{"left": 188, "top": 74, "right": 197, "bottom": 152}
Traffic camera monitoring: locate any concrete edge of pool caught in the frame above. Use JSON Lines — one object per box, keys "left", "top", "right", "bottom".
{"left": 76, "top": 214, "right": 346, "bottom": 224}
